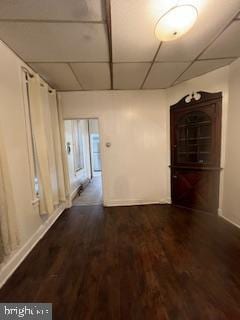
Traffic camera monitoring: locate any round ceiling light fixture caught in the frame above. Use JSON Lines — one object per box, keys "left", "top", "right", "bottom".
{"left": 155, "top": 5, "right": 198, "bottom": 42}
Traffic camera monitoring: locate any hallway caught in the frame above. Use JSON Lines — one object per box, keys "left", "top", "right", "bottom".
{"left": 73, "top": 176, "right": 102, "bottom": 206}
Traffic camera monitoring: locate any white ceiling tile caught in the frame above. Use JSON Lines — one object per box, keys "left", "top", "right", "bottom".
{"left": 0, "top": 0, "right": 104, "bottom": 21}
{"left": 176, "top": 59, "right": 235, "bottom": 83}
{"left": 0, "top": 22, "right": 109, "bottom": 62}
{"left": 111, "top": 0, "right": 171, "bottom": 62}
{"left": 156, "top": 0, "right": 240, "bottom": 62}
{"left": 29, "top": 63, "right": 82, "bottom": 90}
{"left": 113, "top": 63, "right": 150, "bottom": 89}
{"left": 201, "top": 21, "right": 240, "bottom": 59}
{"left": 143, "top": 62, "right": 190, "bottom": 89}
{"left": 70, "top": 63, "right": 111, "bottom": 90}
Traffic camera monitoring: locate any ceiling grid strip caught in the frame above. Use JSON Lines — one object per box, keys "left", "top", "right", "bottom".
{"left": 27, "top": 61, "right": 110, "bottom": 64}
{"left": 171, "top": 11, "right": 240, "bottom": 86}
{"left": 68, "top": 63, "right": 84, "bottom": 90}
{"left": 0, "top": 19, "right": 105, "bottom": 24}
{"left": 105, "top": 0, "right": 113, "bottom": 89}
{"left": 140, "top": 42, "right": 163, "bottom": 89}
{"left": 0, "top": 2, "right": 239, "bottom": 91}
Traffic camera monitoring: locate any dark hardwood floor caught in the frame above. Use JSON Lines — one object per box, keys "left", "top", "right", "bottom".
{"left": 0, "top": 204, "right": 240, "bottom": 319}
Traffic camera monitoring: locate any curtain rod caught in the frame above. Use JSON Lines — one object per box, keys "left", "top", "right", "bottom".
{"left": 22, "top": 66, "right": 34, "bottom": 78}
{"left": 22, "top": 66, "right": 54, "bottom": 93}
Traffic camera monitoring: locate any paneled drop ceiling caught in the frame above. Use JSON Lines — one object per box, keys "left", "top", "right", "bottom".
{"left": 0, "top": 0, "right": 239, "bottom": 91}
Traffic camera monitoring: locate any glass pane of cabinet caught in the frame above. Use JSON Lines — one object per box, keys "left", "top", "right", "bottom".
{"left": 176, "top": 111, "right": 212, "bottom": 164}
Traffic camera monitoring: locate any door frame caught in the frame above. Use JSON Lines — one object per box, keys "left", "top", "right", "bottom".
{"left": 90, "top": 133, "right": 102, "bottom": 176}
{"left": 62, "top": 116, "right": 105, "bottom": 207}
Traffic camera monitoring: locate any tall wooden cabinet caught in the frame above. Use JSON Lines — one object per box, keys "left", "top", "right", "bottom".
{"left": 170, "top": 91, "right": 222, "bottom": 214}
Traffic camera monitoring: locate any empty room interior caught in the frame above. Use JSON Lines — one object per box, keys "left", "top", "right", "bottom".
{"left": 0, "top": 0, "right": 240, "bottom": 319}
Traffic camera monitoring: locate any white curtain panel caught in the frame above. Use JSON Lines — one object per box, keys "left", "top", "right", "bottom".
{"left": 28, "top": 75, "right": 54, "bottom": 215}
{"left": 40, "top": 86, "right": 59, "bottom": 207}
{"left": 57, "top": 96, "right": 71, "bottom": 203}
{"left": 48, "top": 90, "right": 66, "bottom": 203}
{"left": 0, "top": 130, "right": 19, "bottom": 259}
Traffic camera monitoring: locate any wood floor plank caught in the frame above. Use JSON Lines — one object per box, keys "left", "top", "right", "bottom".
{"left": 0, "top": 204, "right": 240, "bottom": 319}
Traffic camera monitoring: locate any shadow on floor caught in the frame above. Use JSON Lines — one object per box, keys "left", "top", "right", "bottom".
{"left": 73, "top": 175, "right": 102, "bottom": 206}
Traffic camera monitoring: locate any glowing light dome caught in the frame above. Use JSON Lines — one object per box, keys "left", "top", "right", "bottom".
{"left": 155, "top": 5, "right": 198, "bottom": 41}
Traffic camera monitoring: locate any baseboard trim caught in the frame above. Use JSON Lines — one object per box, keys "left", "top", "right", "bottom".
{"left": 0, "top": 203, "right": 66, "bottom": 288}
{"left": 165, "top": 197, "right": 172, "bottom": 204}
{"left": 70, "top": 177, "right": 90, "bottom": 203}
{"left": 103, "top": 199, "right": 169, "bottom": 207}
{"left": 70, "top": 186, "right": 80, "bottom": 201}
{"left": 67, "top": 185, "right": 80, "bottom": 208}
{"left": 221, "top": 215, "right": 240, "bottom": 229}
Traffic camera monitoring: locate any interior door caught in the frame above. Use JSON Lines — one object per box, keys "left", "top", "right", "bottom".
{"left": 170, "top": 92, "right": 222, "bottom": 214}
{"left": 91, "top": 134, "right": 101, "bottom": 172}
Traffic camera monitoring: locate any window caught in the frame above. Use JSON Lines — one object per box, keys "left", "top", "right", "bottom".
{"left": 22, "top": 70, "right": 40, "bottom": 202}
{"left": 72, "top": 120, "right": 84, "bottom": 172}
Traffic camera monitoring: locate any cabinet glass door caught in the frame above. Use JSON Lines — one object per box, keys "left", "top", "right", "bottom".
{"left": 176, "top": 111, "right": 212, "bottom": 164}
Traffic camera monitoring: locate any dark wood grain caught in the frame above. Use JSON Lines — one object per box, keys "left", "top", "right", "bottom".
{"left": 0, "top": 204, "right": 240, "bottom": 319}
{"left": 170, "top": 91, "right": 222, "bottom": 110}
{"left": 170, "top": 91, "right": 222, "bottom": 214}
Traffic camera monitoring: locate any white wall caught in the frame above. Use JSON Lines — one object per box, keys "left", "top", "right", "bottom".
{"left": 0, "top": 41, "right": 42, "bottom": 244}
{"left": 60, "top": 65, "right": 236, "bottom": 214}
{"left": 64, "top": 119, "right": 91, "bottom": 199}
{"left": 222, "top": 58, "right": 240, "bottom": 226}
{"left": 0, "top": 40, "right": 66, "bottom": 287}
{"left": 60, "top": 90, "right": 169, "bottom": 206}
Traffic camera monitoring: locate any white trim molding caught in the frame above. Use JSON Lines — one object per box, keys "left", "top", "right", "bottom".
{"left": 221, "top": 215, "right": 240, "bottom": 229}
{"left": 70, "top": 185, "right": 80, "bottom": 201}
{"left": 103, "top": 199, "right": 170, "bottom": 207}
{"left": 0, "top": 203, "right": 66, "bottom": 288}
{"left": 165, "top": 197, "right": 172, "bottom": 204}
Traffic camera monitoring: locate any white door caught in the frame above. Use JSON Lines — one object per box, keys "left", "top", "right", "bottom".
{"left": 91, "top": 134, "right": 101, "bottom": 173}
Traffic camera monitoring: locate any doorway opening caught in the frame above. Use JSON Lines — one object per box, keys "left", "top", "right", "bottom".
{"left": 64, "top": 118, "right": 103, "bottom": 206}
